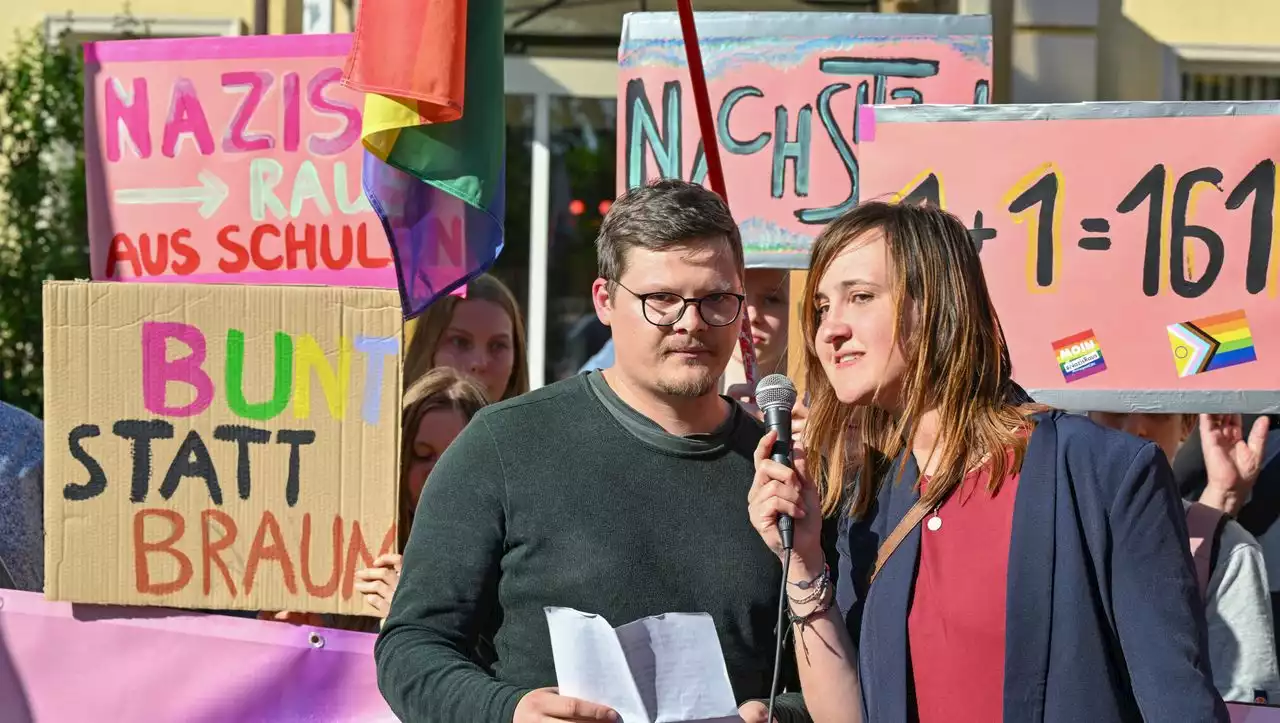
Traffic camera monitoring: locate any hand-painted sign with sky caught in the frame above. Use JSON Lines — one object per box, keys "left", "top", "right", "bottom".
{"left": 618, "top": 12, "right": 992, "bottom": 268}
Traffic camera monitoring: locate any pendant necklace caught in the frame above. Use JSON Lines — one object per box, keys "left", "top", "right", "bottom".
{"left": 926, "top": 508, "right": 942, "bottom": 532}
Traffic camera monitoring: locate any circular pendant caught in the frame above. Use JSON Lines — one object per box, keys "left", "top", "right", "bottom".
{"left": 926, "top": 516, "right": 942, "bottom": 532}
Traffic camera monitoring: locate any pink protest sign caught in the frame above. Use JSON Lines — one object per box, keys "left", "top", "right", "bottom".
{"left": 0, "top": 590, "right": 394, "bottom": 721}
{"left": 617, "top": 12, "right": 991, "bottom": 268}
{"left": 84, "top": 35, "right": 397, "bottom": 288}
{"left": 859, "top": 102, "right": 1280, "bottom": 413}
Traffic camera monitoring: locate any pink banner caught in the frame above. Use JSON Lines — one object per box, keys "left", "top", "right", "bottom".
{"left": 1, "top": 590, "right": 1273, "bottom": 720}
{"left": 1236, "top": 705, "right": 1280, "bottom": 721}
{"left": 617, "top": 13, "right": 992, "bottom": 268}
{"left": 84, "top": 34, "right": 397, "bottom": 289}
{"left": 0, "top": 590, "right": 393, "bottom": 722}
{"left": 858, "top": 103, "right": 1280, "bottom": 412}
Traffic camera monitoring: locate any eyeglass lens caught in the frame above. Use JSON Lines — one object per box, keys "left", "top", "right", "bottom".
{"left": 641, "top": 292, "right": 742, "bottom": 327}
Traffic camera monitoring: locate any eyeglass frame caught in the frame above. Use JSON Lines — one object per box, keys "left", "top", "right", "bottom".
{"left": 610, "top": 280, "right": 746, "bottom": 328}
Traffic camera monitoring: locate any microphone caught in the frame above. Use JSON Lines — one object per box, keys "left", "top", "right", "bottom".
{"left": 755, "top": 374, "right": 798, "bottom": 551}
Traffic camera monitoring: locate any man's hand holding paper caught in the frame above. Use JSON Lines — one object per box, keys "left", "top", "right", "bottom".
{"left": 545, "top": 607, "right": 746, "bottom": 723}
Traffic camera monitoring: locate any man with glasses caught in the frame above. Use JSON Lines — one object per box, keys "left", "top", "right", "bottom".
{"left": 377, "top": 179, "right": 808, "bottom": 723}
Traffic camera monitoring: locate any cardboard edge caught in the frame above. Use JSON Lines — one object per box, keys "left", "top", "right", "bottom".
{"left": 872, "top": 100, "right": 1280, "bottom": 124}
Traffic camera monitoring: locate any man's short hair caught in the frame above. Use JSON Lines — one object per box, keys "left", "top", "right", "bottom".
{"left": 596, "top": 179, "right": 743, "bottom": 287}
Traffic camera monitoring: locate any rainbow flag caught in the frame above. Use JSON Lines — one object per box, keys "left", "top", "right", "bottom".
{"left": 1167, "top": 309, "right": 1258, "bottom": 377}
{"left": 343, "top": 0, "right": 505, "bottom": 318}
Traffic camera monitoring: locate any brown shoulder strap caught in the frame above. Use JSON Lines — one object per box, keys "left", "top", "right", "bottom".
{"left": 870, "top": 498, "right": 932, "bottom": 585}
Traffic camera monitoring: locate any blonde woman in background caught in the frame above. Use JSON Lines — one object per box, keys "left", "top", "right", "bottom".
{"left": 404, "top": 273, "right": 529, "bottom": 402}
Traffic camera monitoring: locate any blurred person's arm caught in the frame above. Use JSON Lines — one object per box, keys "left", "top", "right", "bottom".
{"left": 1205, "top": 522, "right": 1280, "bottom": 703}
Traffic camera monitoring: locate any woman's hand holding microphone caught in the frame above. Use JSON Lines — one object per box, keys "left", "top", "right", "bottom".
{"left": 748, "top": 430, "right": 825, "bottom": 582}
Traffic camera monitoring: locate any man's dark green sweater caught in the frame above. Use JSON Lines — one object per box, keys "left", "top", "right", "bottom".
{"left": 376, "top": 372, "right": 808, "bottom": 722}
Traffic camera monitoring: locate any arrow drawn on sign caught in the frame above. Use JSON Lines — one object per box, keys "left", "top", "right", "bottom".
{"left": 113, "top": 170, "right": 229, "bottom": 219}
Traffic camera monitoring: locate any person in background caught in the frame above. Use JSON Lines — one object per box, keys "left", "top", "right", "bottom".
{"left": 1174, "top": 415, "right": 1280, "bottom": 658}
{"left": 1174, "top": 415, "right": 1275, "bottom": 516}
{"left": 265, "top": 369, "right": 490, "bottom": 632}
{"left": 723, "top": 267, "right": 791, "bottom": 391}
{"left": 748, "top": 201, "right": 1226, "bottom": 723}
{"left": 578, "top": 337, "right": 615, "bottom": 373}
{"left": 0, "top": 401, "right": 43, "bottom": 591}
{"left": 376, "top": 179, "right": 808, "bottom": 723}
{"left": 1089, "top": 411, "right": 1279, "bottom": 703}
{"left": 404, "top": 273, "right": 529, "bottom": 402}
{"left": 354, "top": 368, "right": 491, "bottom": 622}
{"left": 721, "top": 268, "right": 809, "bottom": 446}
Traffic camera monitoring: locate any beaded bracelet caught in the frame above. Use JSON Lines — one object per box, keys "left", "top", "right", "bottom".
{"left": 788, "top": 577, "right": 827, "bottom": 606}
{"left": 788, "top": 563, "right": 829, "bottom": 591}
{"left": 786, "top": 564, "right": 830, "bottom": 606}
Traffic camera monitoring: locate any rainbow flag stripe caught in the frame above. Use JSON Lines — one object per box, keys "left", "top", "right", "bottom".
{"left": 1051, "top": 329, "right": 1107, "bottom": 383}
{"left": 343, "top": 0, "right": 505, "bottom": 318}
{"left": 1167, "top": 309, "right": 1258, "bottom": 377}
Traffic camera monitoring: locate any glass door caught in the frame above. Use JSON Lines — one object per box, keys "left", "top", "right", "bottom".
{"left": 496, "top": 56, "right": 618, "bottom": 389}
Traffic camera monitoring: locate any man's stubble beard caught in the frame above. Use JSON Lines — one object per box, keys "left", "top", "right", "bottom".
{"left": 656, "top": 373, "right": 717, "bottom": 398}
{"left": 655, "top": 355, "right": 723, "bottom": 398}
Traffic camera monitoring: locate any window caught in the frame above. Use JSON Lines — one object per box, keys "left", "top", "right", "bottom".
{"left": 1181, "top": 70, "right": 1280, "bottom": 101}
{"left": 1175, "top": 45, "right": 1280, "bottom": 101}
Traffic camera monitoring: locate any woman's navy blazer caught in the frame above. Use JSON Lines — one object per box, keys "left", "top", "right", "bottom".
{"left": 831, "top": 410, "right": 1229, "bottom": 723}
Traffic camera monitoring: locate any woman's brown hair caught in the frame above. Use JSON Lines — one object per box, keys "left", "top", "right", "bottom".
{"left": 403, "top": 273, "right": 530, "bottom": 400}
{"left": 399, "top": 367, "right": 490, "bottom": 547}
{"left": 801, "top": 201, "right": 1043, "bottom": 519}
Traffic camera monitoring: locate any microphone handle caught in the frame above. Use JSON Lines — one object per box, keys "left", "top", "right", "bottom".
{"left": 764, "top": 406, "right": 795, "bottom": 551}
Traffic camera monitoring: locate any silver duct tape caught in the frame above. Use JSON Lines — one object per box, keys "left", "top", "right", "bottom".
{"left": 1026, "top": 389, "right": 1280, "bottom": 414}
{"left": 872, "top": 100, "right": 1280, "bottom": 124}
{"left": 620, "top": 12, "right": 992, "bottom": 42}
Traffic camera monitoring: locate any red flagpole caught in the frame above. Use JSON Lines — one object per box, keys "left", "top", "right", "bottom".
{"left": 674, "top": 0, "right": 729, "bottom": 202}
{"left": 674, "top": 0, "right": 759, "bottom": 392}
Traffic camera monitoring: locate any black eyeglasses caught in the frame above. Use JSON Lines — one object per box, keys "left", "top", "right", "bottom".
{"left": 613, "top": 281, "right": 745, "bottom": 328}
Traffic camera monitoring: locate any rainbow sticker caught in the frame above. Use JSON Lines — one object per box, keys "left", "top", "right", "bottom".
{"left": 1052, "top": 329, "right": 1107, "bottom": 383}
{"left": 1167, "top": 309, "right": 1258, "bottom": 377}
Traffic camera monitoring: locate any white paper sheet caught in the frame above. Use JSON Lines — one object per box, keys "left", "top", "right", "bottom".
{"left": 545, "top": 607, "right": 741, "bottom": 723}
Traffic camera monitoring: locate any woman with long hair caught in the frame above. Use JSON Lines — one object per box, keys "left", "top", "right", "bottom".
{"left": 353, "top": 367, "right": 490, "bottom": 622}
{"left": 403, "top": 273, "right": 529, "bottom": 402}
{"left": 747, "top": 201, "right": 1227, "bottom": 722}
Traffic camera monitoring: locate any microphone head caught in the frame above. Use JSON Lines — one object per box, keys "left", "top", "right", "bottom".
{"left": 755, "top": 374, "right": 797, "bottom": 413}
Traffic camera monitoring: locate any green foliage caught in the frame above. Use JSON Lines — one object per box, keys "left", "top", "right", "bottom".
{"left": 0, "top": 25, "right": 88, "bottom": 415}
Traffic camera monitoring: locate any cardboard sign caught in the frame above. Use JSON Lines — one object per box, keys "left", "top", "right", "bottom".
{"left": 858, "top": 102, "right": 1280, "bottom": 413}
{"left": 43, "top": 282, "right": 401, "bottom": 614}
{"left": 617, "top": 12, "right": 992, "bottom": 268}
{"left": 0, "top": 590, "right": 395, "bottom": 721}
{"left": 84, "top": 35, "right": 397, "bottom": 288}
